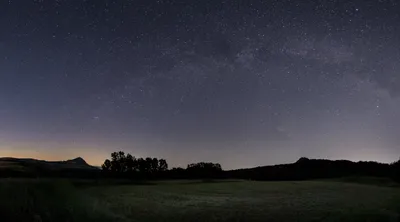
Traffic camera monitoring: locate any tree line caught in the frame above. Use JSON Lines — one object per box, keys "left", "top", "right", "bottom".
{"left": 101, "top": 151, "right": 223, "bottom": 179}
{"left": 0, "top": 150, "right": 398, "bottom": 182}
{"left": 101, "top": 151, "right": 168, "bottom": 173}
{"left": 394, "top": 158, "right": 400, "bottom": 182}
{"left": 101, "top": 153, "right": 400, "bottom": 182}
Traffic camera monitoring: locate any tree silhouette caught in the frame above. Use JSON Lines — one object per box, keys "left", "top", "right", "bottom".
{"left": 393, "top": 158, "right": 400, "bottom": 181}
{"left": 158, "top": 159, "right": 168, "bottom": 171}
{"left": 151, "top": 158, "right": 159, "bottom": 173}
{"left": 102, "top": 151, "right": 170, "bottom": 178}
{"left": 186, "top": 162, "right": 222, "bottom": 179}
{"left": 393, "top": 158, "right": 400, "bottom": 167}
{"left": 110, "top": 152, "right": 119, "bottom": 172}
{"left": 101, "top": 159, "right": 111, "bottom": 171}
{"left": 145, "top": 157, "right": 153, "bottom": 173}
{"left": 125, "top": 154, "right": 135, "bottom": 172}
{"left": 109, "top": 151, "right": 127, "bottom": 172}
{"left": 137, "top": 158, "right": 146, "bottom": 173}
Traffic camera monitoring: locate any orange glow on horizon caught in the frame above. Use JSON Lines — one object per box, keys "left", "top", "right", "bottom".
{"left": 0, "top": 146, "right": 107, "bottom": 166}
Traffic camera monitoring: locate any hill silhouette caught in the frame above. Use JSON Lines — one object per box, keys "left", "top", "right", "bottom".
{"left": 0, "top": 157, "right": 96, "bottom": 169}
{"left": 0, "top": 157, "right": 100, "bottom": 178}
{"left": 63, "top": 157, "right": 90, "bottom": 166}
{"left": 225, "top": 157, "right": 394, "bottom": 181}
{"left": 0, "top": 154, "right": 399, "bottom": 182}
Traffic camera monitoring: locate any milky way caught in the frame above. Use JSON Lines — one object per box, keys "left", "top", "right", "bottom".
{"left": 1, "top": 0, "right": 399, "bottom": 168}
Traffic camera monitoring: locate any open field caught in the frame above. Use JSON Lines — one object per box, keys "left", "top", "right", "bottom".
{"left": 0, "top": 179, "right": 399, "bottom": 222}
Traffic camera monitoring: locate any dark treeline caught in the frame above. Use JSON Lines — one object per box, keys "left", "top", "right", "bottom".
{"left": 168, "top": 162, "right": 222, "bottom": 179}
{"left": 394, "top": 158, "right": 400, "bottom": 181}
{"left": 101, "top": 152, "right": 400, "bottom": 182}
{"left": 101, "top": 151, "right": 222, "bottom": 180}
{"left": 101, "top": 151, "right": 168, "bottom": 179}
{"left": 0, "top": 151, "right": 399, "bottom": 182}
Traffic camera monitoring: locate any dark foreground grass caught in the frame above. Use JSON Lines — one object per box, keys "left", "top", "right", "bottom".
{"left": 0, "top": 179, "right": 399, "bottom": 222}
{"left": 0, "top": 179, "right": 122, "bottom": 222}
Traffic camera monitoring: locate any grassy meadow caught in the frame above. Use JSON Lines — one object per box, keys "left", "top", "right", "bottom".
{"left": 0, "top": 179, "right": 399, "bottom": 222}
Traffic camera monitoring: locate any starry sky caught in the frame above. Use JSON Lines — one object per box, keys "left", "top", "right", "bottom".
{"left": 1, "top": 0, "right": 399, "bottom": 169}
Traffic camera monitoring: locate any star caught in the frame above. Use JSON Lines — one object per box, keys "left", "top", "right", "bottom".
{"left": 1, "top": 0, "right": 399, "bottom": 168}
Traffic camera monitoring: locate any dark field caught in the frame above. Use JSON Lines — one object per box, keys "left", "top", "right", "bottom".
{"left": 1, "top": 179, "right": 399, "bottom": 222}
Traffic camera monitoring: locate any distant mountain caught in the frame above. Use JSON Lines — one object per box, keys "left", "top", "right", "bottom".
{"left": 0, "top": 157, "right": 100, "bottom": 178}
{"left": 226, "top": 157, "right": 393, "bottom": 181}
{"left": 0, "top": 156, "right": 97, "bottom": 169}
{"left": 64, "top": 157, "right": 88, "bottom": 166}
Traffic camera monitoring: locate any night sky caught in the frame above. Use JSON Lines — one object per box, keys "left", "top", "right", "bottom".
{"left": 1, "top": 0, "right": 400, "bottom": 169}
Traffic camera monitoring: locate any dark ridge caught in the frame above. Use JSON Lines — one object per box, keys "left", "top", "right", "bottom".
{"left": 225, "top": 157, "right": 394, "bottom": 181}
{"left": 0, "top": 155, "right": 399, "bottom": 182}
{"left": 64, "top": 157, "right": 88, "bottom": 166}
{"left": 0, "top": 156, "right": 99, "bottom": 175}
